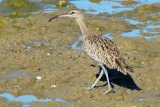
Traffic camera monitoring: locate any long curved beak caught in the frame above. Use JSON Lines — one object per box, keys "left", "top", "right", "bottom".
{"left": 48, "top": 13, "right": 70, "bottom": 22}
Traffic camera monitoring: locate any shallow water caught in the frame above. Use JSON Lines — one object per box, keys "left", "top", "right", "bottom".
{"left": 103, "top": 33, "right": 114, "bottom": 39}
{"left": 0, "top": 93, "right": 52, "bottom": 103}
{"left": 124, "top": 18, "right": 141, "bottom": 25}
{"left": 71, "top": 36, "right": 83, "bottom": 50}
{"left": 121, "top": 29, "right": 160, "bottom": 39}
{"left": 0, "top": 92, "right": 67, "bottom": 106}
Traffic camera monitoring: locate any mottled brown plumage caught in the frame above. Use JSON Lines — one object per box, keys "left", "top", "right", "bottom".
{"left": 49, "top": 10, "right": 134, "bottom": 94}
{"left": 83, "top": 31, "right": 133, "bottom": 75}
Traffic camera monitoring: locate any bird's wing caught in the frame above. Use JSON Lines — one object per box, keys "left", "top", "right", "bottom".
{"left": 86, "top": 35, "right": 134, "bottom": 75}
{"left": 101, "top": 36, "right": 134, "bottom": 74}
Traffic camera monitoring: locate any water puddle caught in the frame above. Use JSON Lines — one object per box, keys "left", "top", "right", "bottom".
{"left": 0, "top": 92, "right": 67, "bottom": 106}
{"left": 26, "top": 46, "right": 32, "bottom": 50}
{"left": 124, "top": 18, "right": 141, "bottom": 25}
{"left": 55, "top": 98, "right": 66, "bottom": 102}
{"left": 121, "top": 29, "right": 159, "bottom": 39}
{"left": 142, "top": 25, "right": 160, "bottom": 34}
{"left": 0, "top": 92, "right": 52, "bottom": 103}
{"left": 103, "top": 33, "right": 114, "bottom": 39}
{"left": 121, "top": 24, "right": 160, "bottom": 39}
{"left": 71, "top": 36, "right": 83, "bottom": 50}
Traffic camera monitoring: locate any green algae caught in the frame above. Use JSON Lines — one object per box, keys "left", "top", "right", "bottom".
{"left": 26, "top": 23, "right": 34, "bottom": 28}
{"left": 0, "top": 16, "right": 11, "bottom": 39}
{"left": 0, "top": 0, "right": 42, "bottom": 13}
{"left": 56, "top": 0, "right": 67, "bottom": 7}
{"left": 136, "top": 4, "right": 160, "bottom": 14}
{"left": 12, "top": 25, "right": 24, "bottom": 30}
{"left": 89, "top": 0, "right": 102, "bottom": 3}
{"left": 0, "top": 32, "right": 9, "bottom": 39}
{"left": 87, "top": 23, "right": 105, "bottom": 31}
{"left": 8, "top": 12, "right": 31, "bottom": 18}
{"left": 149, "top": 51, "right": 160, "bottom": 58}
{"left": 114, "top": 3, "right": 160, "bottom": 23}
{"left": 156, "top": 94, "right": 160, "bottom": 97}
{"left": 0, "top": 16, "right": 5, "bottom": 29}
{"left": 68, "top": 5, "right": 77, "bottom": 11}
{"left": 121, "top": 0, "right": 137, "bottom": 6}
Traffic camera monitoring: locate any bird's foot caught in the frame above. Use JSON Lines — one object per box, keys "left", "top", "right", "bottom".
{"left": 101, "top": 88, "right": 115, "bottom": 94}
{"left": 84, "top": 86, "right": 94, "bottom": 91}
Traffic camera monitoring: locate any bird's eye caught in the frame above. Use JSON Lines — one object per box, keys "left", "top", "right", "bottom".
{"left": 71, "top": 12, "right": 74, "bottom": 14}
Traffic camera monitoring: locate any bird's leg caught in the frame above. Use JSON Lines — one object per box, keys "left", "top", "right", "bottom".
{"left": 85, "top": 69, "right": 104, "bottom": 91}
{"left": 101, "top": 65, "right": 115, "bottom": 94}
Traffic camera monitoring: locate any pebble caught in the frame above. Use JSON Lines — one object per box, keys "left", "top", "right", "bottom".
{"left": 51, "top": 85, "right": 56, "bottom": 88}
{"left": 36, "top": 76, "right": 42, "bottom": 80}
{"left": 47, "top": 53, "right": 51, "bottom": 55}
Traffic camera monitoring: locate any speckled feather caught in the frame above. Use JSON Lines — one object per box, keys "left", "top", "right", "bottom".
{"left": 83, "top": 30, "right": 133, "bottom": 75}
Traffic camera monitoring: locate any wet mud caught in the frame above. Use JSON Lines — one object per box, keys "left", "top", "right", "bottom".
{"left": 0, "top": 1, "right": 160, "bottom": 107}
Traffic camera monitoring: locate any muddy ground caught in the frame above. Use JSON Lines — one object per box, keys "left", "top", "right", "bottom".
{"left": 0, "top": 4, "right": 160, "bottom": 107}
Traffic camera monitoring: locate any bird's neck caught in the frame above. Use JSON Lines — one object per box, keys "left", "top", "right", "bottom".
{"left": 76, "top": 17, "right": 89, "bottom": 38}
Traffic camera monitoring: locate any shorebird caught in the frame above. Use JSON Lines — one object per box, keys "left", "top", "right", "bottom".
{"left": 48, "top": 10, "right": 134, "bottom": 94}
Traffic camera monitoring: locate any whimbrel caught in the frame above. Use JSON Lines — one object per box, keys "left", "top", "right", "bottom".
{"left": 48, "top": 10, "right": 134, "bottom": 94}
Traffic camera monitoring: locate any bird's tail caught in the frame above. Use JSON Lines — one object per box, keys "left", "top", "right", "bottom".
{"left": 115, "top": 57, "right": 134, "bottom": 75}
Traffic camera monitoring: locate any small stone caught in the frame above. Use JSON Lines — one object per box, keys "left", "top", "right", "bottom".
{"left": 47, "top": 53, "right": 51, "bottom": 55}
{"left": 51, "top": 85, "right": 56, "bottom": 88}
{"left": 56, "top": 1, "right": 67, "bottom": 6}
{"left": 36, "top": 76, "right": 42, "bottom": 80}
{"left": 155, "top": 87, "right": 158, "bottom": 90}
{"left": 95, "top": 28, "right": 100, "bottom": 31}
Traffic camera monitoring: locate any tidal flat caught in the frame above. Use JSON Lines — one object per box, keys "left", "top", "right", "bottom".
{"left": 0, "top": 0, "right": 160, "bottom": 106}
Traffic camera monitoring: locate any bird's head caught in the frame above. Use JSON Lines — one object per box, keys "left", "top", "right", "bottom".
{"left": 48, "top": 10, "right": 83, "bottom": 22}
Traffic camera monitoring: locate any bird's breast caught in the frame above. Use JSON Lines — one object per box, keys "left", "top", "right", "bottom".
{"left": 83, "top": 40, "right": 108, "bottom": 64}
